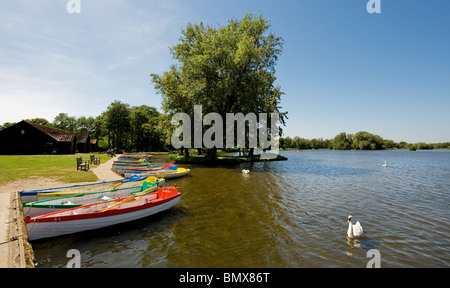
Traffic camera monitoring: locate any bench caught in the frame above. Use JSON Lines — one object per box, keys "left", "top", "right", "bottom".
{"left": 90, "top": 154, "right": 101, "bottom": 165}
{"left": 77, "top": 157, "right": 89, "bottom": 171}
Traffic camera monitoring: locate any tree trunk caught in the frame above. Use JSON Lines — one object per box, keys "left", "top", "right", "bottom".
{"left": 206, "top": 147, "right": 217, "bottom": 159}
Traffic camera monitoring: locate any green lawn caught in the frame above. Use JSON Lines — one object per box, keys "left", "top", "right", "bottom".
{"left": 0, "top": 153, "right": 111, "bottom": 185}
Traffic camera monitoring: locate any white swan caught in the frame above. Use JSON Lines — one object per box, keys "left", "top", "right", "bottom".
{"left": 242, "top": 169, "right": 250, "bottom": 174}
{"left": 382, "top": 161, "right": 387, "bottom": 168}
{"left": 347, "top": 215, "right": 364, "bottom": 239}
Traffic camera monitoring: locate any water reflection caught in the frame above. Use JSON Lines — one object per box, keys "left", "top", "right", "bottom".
{"left": 163, "top": 166, "right": 293, "bottom": 267}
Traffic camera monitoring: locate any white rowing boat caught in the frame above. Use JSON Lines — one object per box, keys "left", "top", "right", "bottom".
{"left": 25, "top": 187, "right": 181, "bottom": 241}
{"left": 22, "top": 182, "right": 158, "bottom": 218}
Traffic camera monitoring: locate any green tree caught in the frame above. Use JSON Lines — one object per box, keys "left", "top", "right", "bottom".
{"left": 333, "top": 132, "right": 352, "bottom": 150}
{"left": 154, "top": 113, "right": 176, "bottom": 151}
{"left": 26, "top": 118, "right": 52, "bottom": 126}
{"left": 151, "top": 13, "right": 286, "bottom": 158}
{"left": 76, "top": 116, "right": 96, "bottom": 134}
{"left": 0, "top": 122, "right": 16, "bottom": 131}
{"left": 93, "top": 113, "right": 108, "bottom": 149}
{"left": 351, "top": 131, "right": 384, "bottom": 150}
{"left": 130, "top": 105, "right": 162, "bottom": 152}
{"left": 53, "top": 113, "right": 77, "bottom": 132}
{"left": 293, "top": 136, "right": 311, "bottom": 150}
{"left": 104, "top": 101, "right": 131, "bottom": 150}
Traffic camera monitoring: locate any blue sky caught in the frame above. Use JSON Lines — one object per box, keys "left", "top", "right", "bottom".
{"left": 1, "top": 0, "right": 449, "bottom": 143}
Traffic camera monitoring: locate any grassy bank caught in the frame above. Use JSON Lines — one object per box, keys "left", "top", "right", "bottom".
{"left": 170, "top": 153, "right": 288, "bottom": 165}
{"left": 0, "top": 154, "right": 110, "bottom": 185}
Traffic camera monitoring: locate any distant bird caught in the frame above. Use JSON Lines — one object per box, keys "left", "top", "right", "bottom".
{"left": 347, "top": 215, "right": 365, "bottom": 239}
{"left": 382, "top": 161, "right": 387, "bottom": 168}
{"left": 242, "top": 169, "right": 250, "bottom": 175}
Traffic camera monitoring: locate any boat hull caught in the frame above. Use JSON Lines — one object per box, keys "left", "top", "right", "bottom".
{"left": 20, "top": 176, "right": 162, "bottom": 203}
{"left": 124, "top": 168, "right": 190, "bottom": 179}
{"left": 23, "top": 183, "right": 157, "bottom": 218}
{"left": 26, "top": 192, "right": 181, "bottom": 241}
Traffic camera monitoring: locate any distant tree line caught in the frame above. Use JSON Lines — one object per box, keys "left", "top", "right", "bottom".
{"left": 2, "top": 112, "right": 449, "bottom": 152}
{"left": 280, "top": 131, "right": 450, "bottom": 151}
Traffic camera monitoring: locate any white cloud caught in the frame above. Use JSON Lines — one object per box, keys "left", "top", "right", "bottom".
{"left": 0, "top": 0, "right": 195, "bottom": 124}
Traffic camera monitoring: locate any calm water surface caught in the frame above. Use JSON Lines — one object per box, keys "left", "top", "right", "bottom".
{"left": 33, "top": 150, "right": 450, "bottom": 268}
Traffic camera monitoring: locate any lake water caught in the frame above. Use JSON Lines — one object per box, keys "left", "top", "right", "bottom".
{"left": 32, "top": 150, "right": 450, "bottom": 268}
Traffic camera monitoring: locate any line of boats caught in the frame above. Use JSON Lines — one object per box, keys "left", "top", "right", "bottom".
{"left": 20, "top": 153, "right": 190, "bottom": 241}
{"left": 112, "top": 154, "right": 190, "bottom": 179}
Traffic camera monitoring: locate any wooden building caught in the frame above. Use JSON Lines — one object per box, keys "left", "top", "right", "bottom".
{"left": 76, "top": 133, "right": 90, "bottom": 153}
{"left": 0, "top": 120, "right": 97, "bottom": 155}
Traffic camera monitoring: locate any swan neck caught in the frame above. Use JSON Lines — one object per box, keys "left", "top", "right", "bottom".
{"left": 347, "top": 221, "right": 353, "bottom": 237}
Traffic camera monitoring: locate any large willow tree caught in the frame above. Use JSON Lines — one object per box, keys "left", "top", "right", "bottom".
{"left": 151, "top": 14, "right": 286, "bottom": 158}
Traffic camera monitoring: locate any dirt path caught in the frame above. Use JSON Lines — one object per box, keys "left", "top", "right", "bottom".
{"left": 91, "top": 156, "right": 123, "bottom": 182}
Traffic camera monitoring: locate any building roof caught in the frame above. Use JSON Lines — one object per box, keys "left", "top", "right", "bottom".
{"left": 75, "top": 133, "right": 90, "bottom": 144}
{"left": 25, "top": 121, "right": 76, "bottom": 142}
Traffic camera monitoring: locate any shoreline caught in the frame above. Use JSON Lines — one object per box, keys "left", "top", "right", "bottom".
{"left": 0, "top": 156, "right": 124, "bottom": 268}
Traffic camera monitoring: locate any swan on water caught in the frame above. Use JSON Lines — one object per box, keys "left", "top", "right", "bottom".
{"left": 382, "top": 161, "right": 387, "bottom": 168}
{"left": 347, "top": 215, "right": 365, "bottom": 239}
{"left": 242, "top": 169, "right": 250, "bottom": 174}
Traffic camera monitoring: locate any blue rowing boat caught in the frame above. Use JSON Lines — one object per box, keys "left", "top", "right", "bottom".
{"left": 20, "top": 175, "right": 148, "bottom": 203}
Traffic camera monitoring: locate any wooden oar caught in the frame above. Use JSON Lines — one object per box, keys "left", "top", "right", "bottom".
{"left": 111, "top": 182, "right": 123, "bottom": 189}
{"left": 98, "top": 186, "right": 155, "bottom": 212}
{"left": 134, "top": 186, "right": 157, "bottom": 196}
{"left": 99, "top": 195, "right": 138, "bottom": 212}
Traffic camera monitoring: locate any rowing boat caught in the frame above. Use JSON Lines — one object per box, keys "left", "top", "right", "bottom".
{"left": 119, "top": 154, "right": 152, "bottom": 159}
{"left": 113, "top": 161, "right": 151, "bottom": 166}
{"left": 113, "top": 164, "right": 159, "bottom": 174}
{"left": 115, "top": 164, "right": 177, "bottom": 176}
{"left": 20, "top": 176, "right": 163, "bottom": 203}
{"left": 34, "top": 177, "right": 164, "bottom": 201}
{"left": 124, "top": 168, "right": 190, "bottom": 179}
{"left": 122, "top": 163, "right": 177, "bottom": 172}
{"left": 23, "top": 181, "right": 158, "bottom": 218}
{"left": 25, "top": 186, "right": 181, "bottom": 241}
{"left": 120, "top": 164, "right": 178, "bottom": 175}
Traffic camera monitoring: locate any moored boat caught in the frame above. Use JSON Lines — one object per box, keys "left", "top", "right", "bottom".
{"left": 124, "top": 168, "right": 190, "bottom": 179}
{"left": 119, "top": 154, "right": 152, "bottom": 159}
{"left": 23, "top": 181, "right": 158, "bottom": 218}
{"left": 34, "top": 177, "right": 164, "bottom": 201}
{"left": 120, "top": 164, "right": 178, "bottom": 175}
{"left": 20, "top": 176, "right": 162, "bottom": 203}
{"left": 113, "top": 162, "right": 155, "bottom": 166}
{"left": 123, "top": 163, "right": 177, "bottom": 172}
{"left": 113, "top": 164, "right": 160, "bottom": 175}
{"left": 25, "top": 186, "right": 181, "bottom": 241}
